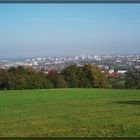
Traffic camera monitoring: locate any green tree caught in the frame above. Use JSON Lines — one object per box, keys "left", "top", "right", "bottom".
{"left": 76, "top": 67, "right": 92, "bottom": 88}
{"left": 63, "top": 65, "right": 79, "bottom": 88}
{"left": 125, "top": 69, "right": 140, "bottom": 89}
{"left": 0, "top": 69, "right": 10, "bottom": 89}
{"left": 56, "top": 75, "right": 68, "bottom": 88}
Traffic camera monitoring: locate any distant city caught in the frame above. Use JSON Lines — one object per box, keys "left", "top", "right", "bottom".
{"left": 0, "top": 54, "right": 140, "bottom": 75}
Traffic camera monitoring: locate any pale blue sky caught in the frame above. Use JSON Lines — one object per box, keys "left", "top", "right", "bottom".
{"left": 0, "top": 4, "right": 140, "bottom": 58}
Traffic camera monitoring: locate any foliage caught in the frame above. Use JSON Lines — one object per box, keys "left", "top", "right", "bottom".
{"left": 47, "top": 70, "right": 67, "bottom": 88}
{"left": 63, "top": 65, "right": 79, "bottom": 88}
{"left": 83, "top": 64, "right": 108, "bottom": 88}
{"left": 62, "top": 64, "right": 108, "bottom": 88}
{"left": 0, "top": 64, "right": 139, "bottom": 90}
{"left": 3, "top": 66, "right": 54, "bottom": 90}
{"left": 125, "top": 69, "right": 140, "bottom": 89}
{"left": 111, "top": 80, "right": 125, "bottom": 89}
{"left": 55, "top": 75, "right": 68, "bottom": 88}
{"left": 107, "top": 72, "right": 125, "bottom": 89}
{"left": 0, "top": 69, "right": 11, "bottom": 89}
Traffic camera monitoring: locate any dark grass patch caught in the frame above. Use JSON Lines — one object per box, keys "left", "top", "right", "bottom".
{"left": 115, "top": 101, "right": 140, "bottom": 105}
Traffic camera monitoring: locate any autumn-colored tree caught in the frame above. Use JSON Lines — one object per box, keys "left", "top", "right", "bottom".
{"left": 83, "top": 64, "right": 108, "bottom": 88}
{"left": 47, "top": 70, "right": 67, "bottom": 88}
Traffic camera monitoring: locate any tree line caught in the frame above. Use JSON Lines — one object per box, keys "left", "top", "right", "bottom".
{"left": 0, "top": 64, "right": 140, "bottom": 90}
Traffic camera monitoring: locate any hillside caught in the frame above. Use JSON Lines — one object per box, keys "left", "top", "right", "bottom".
{"left": 0, "top": 89, "right": 140, "bottom": 137}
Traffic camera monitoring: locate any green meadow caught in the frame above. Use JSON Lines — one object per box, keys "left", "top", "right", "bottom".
{"left": 0, "top": 88, "right": 140, "bottom": 137}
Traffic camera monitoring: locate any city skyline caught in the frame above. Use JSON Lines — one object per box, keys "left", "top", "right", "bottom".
{"left": 0, "top": 4, "right": 140, "bottom": 59}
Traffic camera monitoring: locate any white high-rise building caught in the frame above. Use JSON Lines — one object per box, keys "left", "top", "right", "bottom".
{"left": 43, "top": 57, "right": 46, "bottom": 61}
{"left": 81, "top": 55, "right": 85, "bottom": 60}
{"left": 33, "top": 61, "right": 38, "bottom": 66}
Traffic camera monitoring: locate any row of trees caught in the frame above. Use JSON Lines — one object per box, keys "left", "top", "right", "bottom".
{"left": 0, "top": 64, "right": 140, "bottom": 90}
{"left": 0, "top": 67, "right": 53, "bottom": 90}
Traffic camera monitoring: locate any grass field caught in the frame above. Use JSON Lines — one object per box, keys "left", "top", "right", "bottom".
{"left": 0, "top": 88, "right": 140, "bottom": 137}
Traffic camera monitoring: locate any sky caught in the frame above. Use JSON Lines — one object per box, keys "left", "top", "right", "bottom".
{"left": 0, "top": 4, "right": 140, "bottom": 59}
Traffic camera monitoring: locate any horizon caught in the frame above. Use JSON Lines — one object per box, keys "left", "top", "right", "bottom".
{"left": 0, "top": 4, "right": 140, "bottom": 59}
{"left": 0, "top": 53, "right": 140, "bottom": 60}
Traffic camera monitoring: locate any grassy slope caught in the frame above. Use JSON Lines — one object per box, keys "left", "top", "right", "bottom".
{"left": 0, "top": 88, "right": 140, "bottom": 137}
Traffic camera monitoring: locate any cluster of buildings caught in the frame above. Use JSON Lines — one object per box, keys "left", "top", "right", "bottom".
{"left": 0, "top": 54, "right": 140, "bottom": 74}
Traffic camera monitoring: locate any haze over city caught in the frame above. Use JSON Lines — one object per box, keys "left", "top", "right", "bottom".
{"left": 0, "top": 4, "right": 140, "bottom": 59}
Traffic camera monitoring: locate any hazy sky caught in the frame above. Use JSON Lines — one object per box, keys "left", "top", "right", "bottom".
{"left": 0, "top": 4, "right": 140, "bottom": 58}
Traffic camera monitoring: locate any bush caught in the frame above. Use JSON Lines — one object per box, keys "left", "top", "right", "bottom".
{"left": 112, "top": 81, "right": 125, "bottom": 89}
